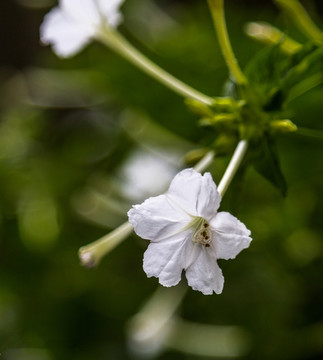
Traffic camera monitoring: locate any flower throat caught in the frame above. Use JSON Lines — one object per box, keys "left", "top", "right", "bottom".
{"left": 192, "top": 218, "right": 212, "bottom": 247}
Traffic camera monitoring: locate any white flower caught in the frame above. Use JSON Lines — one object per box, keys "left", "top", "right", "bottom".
{"left": 40, "top": 0, "right": 125, "bottom": 58}
{"left": 128, "top": 168, "right": 252, "bottom": 295}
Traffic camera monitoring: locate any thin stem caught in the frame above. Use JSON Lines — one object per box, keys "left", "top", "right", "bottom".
{"left": 79, "top": 221, "right": 133, "bottom": 268}
{"left": 193, "top": 150, "right": 215, "bottom": 173}
{"left": 218, "top": 140, "right": 248, "bottom": 197}
{"left": 97, "top": 29, "right": 214, "bottom": 106}
{"left": 274, "top": 0, "right": 323, "bottom": 44}
{"left": 128, "top": 285, "right": 187, "bottom": 349}
{"left": 207, "top": 0, "right": 247, "bottom": 86}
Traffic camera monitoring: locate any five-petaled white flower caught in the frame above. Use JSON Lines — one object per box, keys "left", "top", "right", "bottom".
{"left": 40, "top": 0, "right": 124, "bottom": 58}
{"left": 128, "top": 169, "right": 252, "bottom": 295}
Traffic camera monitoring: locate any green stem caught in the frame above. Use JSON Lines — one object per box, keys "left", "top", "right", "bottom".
{"left": 207, "top": 0, "right": 248, "bottom": 86}
{"left": 193, "top": 150, "right": 215, "bottom": 173}
{"left": 274, "top": 0, "right": 323, "bottom": 43}
{"left": 97, "top": 29, "right": 214, "bottom": 106}
{"left": 79, "top": 221, "right": 133, "bottom": 268}
{"left": 128, "top": 285, "right": 187, "bottom": 346}
{"left": 218, "top": 140, "right": 248, "bottom": 197}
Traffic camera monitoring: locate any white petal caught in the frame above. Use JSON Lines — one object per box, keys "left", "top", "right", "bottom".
{"left": 61, "top": 0, "right": 101, "bottom": 26}
{"left": 128, "top": 194, "right": 191, "bottom": 242}
{"left": 98, "top": 0, "right": 125, "bottom": 27}
{"left": 185, "top": 248, "right": 224, "bottom": 295}
{"left": 210, "top": 212, "right": 252, "bottom": 260}
{"left": 143, "top": 231, "right": 199, "bottom": 287}
{"left": 168, "top": 169, "right": 221, "bottom": 219}
{"left": 40, "top": 7, "right": 94, "bottom": 58}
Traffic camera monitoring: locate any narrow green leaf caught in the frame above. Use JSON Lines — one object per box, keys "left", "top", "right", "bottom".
{"left": 279, "top": 45, "right": 323, "bottom": 94}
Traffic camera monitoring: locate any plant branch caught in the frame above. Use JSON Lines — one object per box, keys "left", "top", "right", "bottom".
{"left": 218, "top": 140, "right": 248, "bottom": 197}
{"left": 207, "top": 0, "right": 248, "bottom": 86}
{"left": 274, "top": 0, "right": 323, "bottom": 44}
{"left": 97, "top": 29, "right": 214, "bottom": 106}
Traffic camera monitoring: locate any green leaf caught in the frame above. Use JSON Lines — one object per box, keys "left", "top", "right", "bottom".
{"left": 251, "top": 134, "right": 287, "bottom": 196}
{"left": 278, "top": 45, "right": 323, "bottom": 96}
{"left": 244, "top": 44, "right": 286, "bottom": 107}
{"left": 244, "top": 42, "right": 322, "bottom": 111}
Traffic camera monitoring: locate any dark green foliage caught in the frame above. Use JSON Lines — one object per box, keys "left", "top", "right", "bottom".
{"left": 0, "top": 1, "right": 322, "bottom": 360}
{"left": 250, "top": 133, "right": 287, "bottom": 196}
{"left": 245, "top": 42, "right": 323, "bottom": 110}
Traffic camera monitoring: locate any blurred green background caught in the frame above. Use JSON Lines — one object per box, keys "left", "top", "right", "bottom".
{"left": 0, "top": 0, "right": 322, "bottom": 359}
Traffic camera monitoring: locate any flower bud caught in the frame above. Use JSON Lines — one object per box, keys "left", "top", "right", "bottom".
{"left": 245, "top": 22, "right": 301, "bottom": 54}
{"left": 270, "top": 119, "right": 298, "bottom": 133}
{"left": 79, "top": 221, "right": 133, "bottom": 268}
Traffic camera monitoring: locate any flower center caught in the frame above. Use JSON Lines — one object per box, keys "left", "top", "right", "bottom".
{"left": 192, "top": 218, "right": 212, "bottom": 247}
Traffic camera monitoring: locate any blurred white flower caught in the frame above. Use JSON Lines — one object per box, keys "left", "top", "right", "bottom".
{"left": 128, "top": 169, "right": 252, "bottom": 295}
{"left": 118, "top": 149, "right": 179, "bottom": 202}
{"left": 40, "top": 0, "right": 124, "bottom": 57}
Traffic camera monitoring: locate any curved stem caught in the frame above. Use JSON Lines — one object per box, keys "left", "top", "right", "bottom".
{"left": 97, "top": 29, "right": 214, "bottom": 106}
{"left": 79, "top": 221, "right": 133, "bottom": 268}
{"left": 218, "top": 140, "right": 248, "bottom": 197}
{"left": 274, "top": 0, "right": 323, "bottom": 44}
{"left": 207, "top": 0, "right": 247, "bottom": 86}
